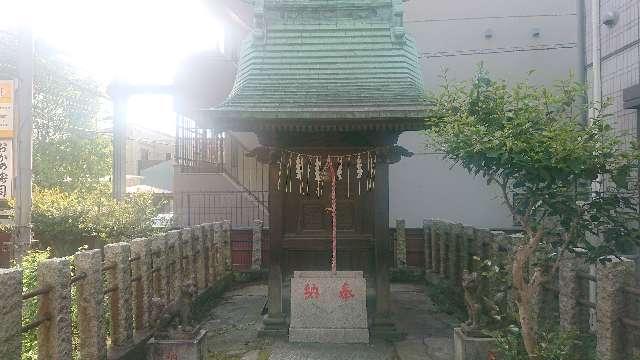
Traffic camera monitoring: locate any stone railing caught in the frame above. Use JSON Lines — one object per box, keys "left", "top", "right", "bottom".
{"left": 393, "top": 219, "right": 640, "bottom": 359}
{"left": 558, "top": 254, "right": 638, "bottom": 360}
{"left": 0, "top": 221, "right": 233, "bottom": 360}
{"left": 394, "top": 219, "right": 518, "bottom": 288}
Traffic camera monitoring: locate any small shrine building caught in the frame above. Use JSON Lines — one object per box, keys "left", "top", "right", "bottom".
{"left": 203, "top": 0, "right": 427, "bottom": 337}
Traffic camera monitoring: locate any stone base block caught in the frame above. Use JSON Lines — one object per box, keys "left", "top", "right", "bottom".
{"left": 370, "top": 315, "right": 403, "bottom": 341}
{"left": 147, "top": 329, "right": 207, "bottom": 360}
{"left": 289, "top": 271, "right": 369, "bottom": 343}
{"left": 289, "top": 328, "right": 370, "bottom": 343}
{"left": 258, "top": 314, "right": 289, "bottom": 338}
{"left": 454, "top": 328, "right": 497, "bottom": 360}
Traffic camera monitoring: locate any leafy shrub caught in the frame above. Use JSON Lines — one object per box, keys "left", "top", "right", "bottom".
{"left": 495, "top": 326, "right": 596, "bottom": 360}
{"left": 31, "top": 185, "right": 163, "bottom": 256}
{"left": 425, "top": 278, "right": 467, "bottom": 322}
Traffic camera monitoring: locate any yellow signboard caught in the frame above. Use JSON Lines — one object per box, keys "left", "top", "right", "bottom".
{"left": 0, "top": 80, "right": 14, "bottom": 135}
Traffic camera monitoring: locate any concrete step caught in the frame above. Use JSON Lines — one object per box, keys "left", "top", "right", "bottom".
{"left": 394, "top": 337, "right": 453, "bottom": 360}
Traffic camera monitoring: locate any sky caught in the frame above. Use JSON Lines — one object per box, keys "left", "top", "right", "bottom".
{"left": 4, "top": 0, "right": 224, "bottom": 135}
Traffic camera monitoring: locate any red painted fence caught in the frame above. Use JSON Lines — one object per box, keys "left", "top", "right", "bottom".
{"left": 230, "top": 228, "right": 420, "bottom": 271}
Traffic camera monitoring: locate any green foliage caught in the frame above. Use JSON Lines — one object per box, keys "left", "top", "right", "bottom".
{"left": 425, "top": 278, "right": 467, "bottom": 322}
{"left": 471, "top": 255, "right": 518, "bottom": 331}
{"left": 426, "top": 68, "right": 640, "bottom": 262}
{"left": 495, "top": 326, "right": 596, "bottom": 360}
{"left": 15, "top": 249, "right": 52, "bottom": 360}
{"left": 426, "top": 67, "right": 640, "bottom": 356}
{"left": 32, "top": 44, "right": 111, "bottom": 192}
{"left": 32, "top": 185, "right": 163, "bottom": 256}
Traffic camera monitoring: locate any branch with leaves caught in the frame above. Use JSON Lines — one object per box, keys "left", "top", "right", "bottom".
{"left": 425, "top": 68, "right": 640, "bottom": 357}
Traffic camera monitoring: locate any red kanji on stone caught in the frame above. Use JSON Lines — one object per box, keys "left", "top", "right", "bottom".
{"left": 339, "top": 282, "right": 355, "bottom": 301}
{"left": 304, "top": 282, "right": 320, "bottom": 300}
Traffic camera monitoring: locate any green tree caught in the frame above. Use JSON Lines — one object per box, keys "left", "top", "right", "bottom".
{"left": 1, "top": 32, "right": 111, "bottom": 191}
{"left": 31, "top": 185, "right": 162, "bottom": 256}
{"left": 425, "top": 70, "right": 640, "bottom": 357}
{"left": 32, "top": 44, "right": 111, "bottom": 191}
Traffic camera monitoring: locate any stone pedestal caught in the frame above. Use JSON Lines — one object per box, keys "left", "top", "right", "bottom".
{"left": 289, "top": 271, "right": 369, "bottom": 343}
{"left": 147, "top": 328, "right": 208, "bottom": 360}
{"left": 453, "top": 328, "right": 497, "bottom": 360}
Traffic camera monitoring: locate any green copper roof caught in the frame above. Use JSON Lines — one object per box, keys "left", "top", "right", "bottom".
{"left": 206, "top": 0, "right": 427, "bottom": 132}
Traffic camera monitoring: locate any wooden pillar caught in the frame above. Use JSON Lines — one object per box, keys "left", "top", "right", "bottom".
{"left": 260, "top": 154, "right": 287, "bottom": 336}
{"left": 371, "top": 151, "right": 399, "bottom": 339}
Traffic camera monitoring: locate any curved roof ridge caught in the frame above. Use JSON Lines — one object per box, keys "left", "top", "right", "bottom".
{"left": 205, "top": 0, "right": 428, "bottom": 132}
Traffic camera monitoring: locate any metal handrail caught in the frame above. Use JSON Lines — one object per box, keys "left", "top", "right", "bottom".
{"left": 624, "top": 286, "right": 640, "bottom": 297}
{"left": 577, "top": 298, "right": 596, "bottom": 309}
{"left": 21, "top": 315, "right": 51, "bottom": 333}
{"left": 22, "top": 286, "right": 52, "bottom": 300}
{"left": 70, "top": 272, "right": 87, "bottom": 285}
{"left": 577, "top": 271, "right": 596, "bottom": 282}
{"left": 103, "top": 285, "right": 118, "bottom": 295}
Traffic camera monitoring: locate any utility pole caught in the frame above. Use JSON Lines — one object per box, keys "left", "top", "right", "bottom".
{"left": 14, "top": 27, "right": 34, "bottom": 262}
{"left": 109, "top": 84, "right": 127, "bottom": 200}
{"left": 576, "top": 0, "right": 587, "bottom": 123}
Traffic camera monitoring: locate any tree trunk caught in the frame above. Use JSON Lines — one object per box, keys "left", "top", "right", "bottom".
{"left": 512, "top": 245, "right": 539, "bottom": 357}
{"left": 515, "top": 286, "right": 538, "bottom": 357}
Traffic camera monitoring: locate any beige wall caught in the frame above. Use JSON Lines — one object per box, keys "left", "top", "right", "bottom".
{"left": 391, "top": 0, "right": 579, "bottom": 228}
{"left": 125, "top": 126, "right": 175, "bottom": 176}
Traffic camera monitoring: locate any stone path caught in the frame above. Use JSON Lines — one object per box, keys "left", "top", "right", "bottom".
{"left": 391, "top": 283, "right": 456, "bottom": 360}
{"left": 202, "top": 282, "right": 457, "bottom": 360}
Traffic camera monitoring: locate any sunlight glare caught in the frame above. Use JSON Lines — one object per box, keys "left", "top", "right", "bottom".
{"left": 4, "top": 0, "right": 224, "bottom": 84}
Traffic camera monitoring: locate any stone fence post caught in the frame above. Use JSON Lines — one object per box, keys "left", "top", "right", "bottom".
{"left": 475, "top": 229, "right": 492, "bottom": 261}
{"left": 131, "top": 237, "right": 153, "bottom": 333}
{"left": 200, "top": 224, "right": 212, "bottom": 287}
{"left": 430, "top": 220, "right": 442, "bottom": 275}
{"left": 449, "top": 224, "right": 463, "bottom": 287}
{"left": 180, "top": 228, "right": 195, "bottom": 285}
{"left": 462, "top": 226, "right": 475, "bottom": 272}
{"left": 203, "top": 223, "right": 217, "bottom": 282}
{"left": 104, "top": 242, "right": 134, "bottom": 349}
{"left": 439, "top": 221, "right": 451, "bottom": 278}
{"left": 596, "top": 257, "right": 635, "bottom": 360}
{"left": 223, "top": 220, "right": 232, "bottom": 272}
{"left": 252, "top": 220, "right": 263, "bottom": 270}
{"left": 74, "top": 250, "right": 106, "bottom": 360}
{"left": 150, "top": 234, "right": 168, "bottom": 303}
{"left": 558, "top": 253, "right": 590, "bottom": 332}
{"left": 37, "top": 258, "right": 72, "bottom": 359}
{"left": 0, "top": 268, "right": 22, "bottom": 360}
{"left": 192, "top": 225, "right": 207, "bottom": 291}
{"left": 396, "top": 219, "right": 407, "bottom": 269}
{"left": 165, "top": 231, "right": 181, "bottom": 303}
{"left": 214, "top": 222, "right": 224, "bottom": 277}
{"left": 423, "top": 220, "right": 432, "bottom": 273}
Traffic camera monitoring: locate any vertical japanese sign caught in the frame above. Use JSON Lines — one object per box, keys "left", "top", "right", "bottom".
{"left": 0, "top": 80, "right": 14, "bottom": 200}
{"left": 0, "top": 140, "right": 12, "bottom": 200}
{"left": 0, "top": 80, "right": 14, "bottom": 134}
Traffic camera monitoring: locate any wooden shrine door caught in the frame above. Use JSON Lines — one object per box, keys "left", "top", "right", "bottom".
{"left": 281, "top": 155, "right": 375, "bottom": 276}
